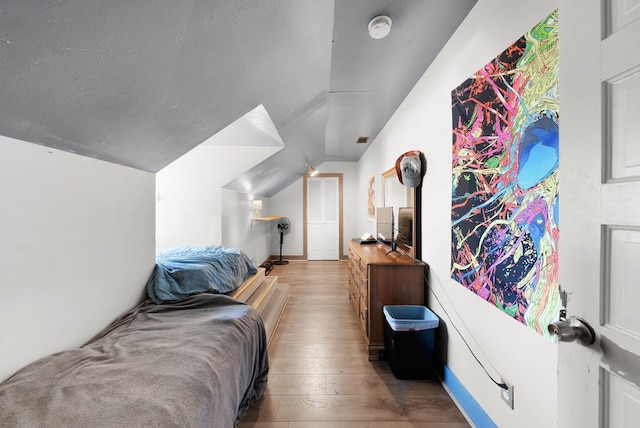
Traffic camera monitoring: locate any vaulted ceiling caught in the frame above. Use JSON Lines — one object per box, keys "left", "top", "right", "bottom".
{"left": 0, "top": 0, "right": 476, "bottom": 197}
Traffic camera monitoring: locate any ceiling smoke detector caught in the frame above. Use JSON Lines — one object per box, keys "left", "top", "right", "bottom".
{"left": 368, "top": 15, "right": 392, "bottom": 39}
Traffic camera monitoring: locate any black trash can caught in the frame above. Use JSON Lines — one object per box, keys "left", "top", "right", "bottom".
{"left": 383, "top": 305, "right": 439, "bottom": 380}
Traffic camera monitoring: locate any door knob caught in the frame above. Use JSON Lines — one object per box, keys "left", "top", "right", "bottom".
{"left": 548, "top": 316, "right": 595, "bottom": 346}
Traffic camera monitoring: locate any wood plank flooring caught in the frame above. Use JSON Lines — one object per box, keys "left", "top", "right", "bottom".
{"left": 238, "top": 260, "right": 470, "bottom": 427}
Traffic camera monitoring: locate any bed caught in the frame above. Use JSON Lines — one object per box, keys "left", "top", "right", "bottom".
{"left": 0, "top": 246, "right": 268, "bottom": 428}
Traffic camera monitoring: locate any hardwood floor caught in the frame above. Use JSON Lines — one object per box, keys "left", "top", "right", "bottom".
{"left": 238, "top": 260, "right": 470, "bottom": 427}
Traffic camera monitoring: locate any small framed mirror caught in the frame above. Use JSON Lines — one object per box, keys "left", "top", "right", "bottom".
{"left": 381, "top": 167, "right": 421, "bottom": 259}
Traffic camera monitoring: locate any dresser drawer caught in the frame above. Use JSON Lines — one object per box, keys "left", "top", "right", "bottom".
{"left": 348, "top": 279, "right": 358, "bottom": 303}
{"left": 358, "top": 256, "right": 367, "bottom": 274}
{"left": 358, "top": 294, "right": 368, "bottom": 337}
{"left": 359, "top": 277, "right": 368, "bottom": 301}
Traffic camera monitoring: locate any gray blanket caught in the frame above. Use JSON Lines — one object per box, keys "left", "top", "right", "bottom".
{"left": 0, "top": 294, "right": 268, "bottom": 427}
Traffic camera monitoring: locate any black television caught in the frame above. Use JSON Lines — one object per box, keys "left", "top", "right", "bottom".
{"left": 376, "top": 206, "right": 395, "bottom": 249}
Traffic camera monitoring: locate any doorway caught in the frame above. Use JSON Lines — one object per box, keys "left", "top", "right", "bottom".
{"left": 558, "top": 1, "right": 640, "bottom": 426}
{"left": 304, "top": 174, "right": 343, "bottom": 260}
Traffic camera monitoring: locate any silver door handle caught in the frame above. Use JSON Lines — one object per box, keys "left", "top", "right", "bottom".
{"left": 548, "top": 316, "right": 595, "bottom": 346}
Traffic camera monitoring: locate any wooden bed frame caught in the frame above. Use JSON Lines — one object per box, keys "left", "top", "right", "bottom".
{"left": 231, "top": 267, "right": 289, "bottom": 346}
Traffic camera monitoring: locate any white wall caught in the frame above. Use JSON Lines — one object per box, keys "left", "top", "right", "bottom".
{"left": 156, "top": 144, "right": 280, "bottom": 248}
{"left": 221, "top": 189, "right": 272, "bottom": 265}
{"left": 333, "top": 161, "right": 360, "bottom": 255}
{"left": 0, "top": 136, "right": 155, "bottom": 382}
{"left": 358, "top": 1, "right": 558, "bottom": 427}
{"left": 269, "top": 178, "right": 303, "bottom": 257}
{"left": 269, "top": 161, "right": 359, "bottom": 258}
{"left": 157, "top": 145, "right": 360, "bottom": 265}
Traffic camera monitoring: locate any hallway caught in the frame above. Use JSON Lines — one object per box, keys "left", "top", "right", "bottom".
{"left": 238, "top": 260, "right": 470, "bottom": 427}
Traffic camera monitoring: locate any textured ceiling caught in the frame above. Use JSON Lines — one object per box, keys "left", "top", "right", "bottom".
{"left": 0, "top": 0, "right": 476, "bottom": 197}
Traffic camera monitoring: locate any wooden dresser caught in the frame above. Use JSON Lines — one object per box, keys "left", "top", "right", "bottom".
{"left": 348, "top": 240, "right": 427, "bottom": 360}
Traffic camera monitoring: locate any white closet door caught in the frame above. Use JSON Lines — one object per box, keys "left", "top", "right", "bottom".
{"left": 307, "top": 177, "right": 339, "bottom": 260}
{"left": 558, "top": 2, "right": 640, "bottom": 427}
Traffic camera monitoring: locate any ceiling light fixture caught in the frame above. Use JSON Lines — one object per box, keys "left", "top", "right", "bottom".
{"left": 368, "top": 15, "right": 392, "bottom": 39}
{"left": 307, "top": 163, "right": 319, "bottom": 177}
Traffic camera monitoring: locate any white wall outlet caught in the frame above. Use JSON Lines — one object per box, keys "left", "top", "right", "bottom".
{"left": 500, "top": 380, "right": 514, "bottom": 409}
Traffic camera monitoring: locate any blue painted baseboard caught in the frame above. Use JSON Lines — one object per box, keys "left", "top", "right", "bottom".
{"left": 436, "top": 360, "right": 497, "bottom": 428}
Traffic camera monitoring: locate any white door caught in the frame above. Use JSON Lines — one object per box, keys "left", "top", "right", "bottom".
{"left": 307, "top": 176, "right": 339, "bottom": 260}
{"left": 559, "top": 1, "right": 640, "bottom": 426}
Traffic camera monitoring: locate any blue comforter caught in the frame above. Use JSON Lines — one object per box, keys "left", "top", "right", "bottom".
{"left": 146, "top": 245, "right": 258, "bottom": 304}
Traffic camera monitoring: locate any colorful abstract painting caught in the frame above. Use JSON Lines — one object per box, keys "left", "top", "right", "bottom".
{"left": 450, "top": 10, "right": 560, "bottom": 339}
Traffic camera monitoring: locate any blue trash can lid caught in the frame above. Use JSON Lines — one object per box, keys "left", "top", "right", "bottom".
{"left": 383, "top": 305, "right": 439, "bottom": 331}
